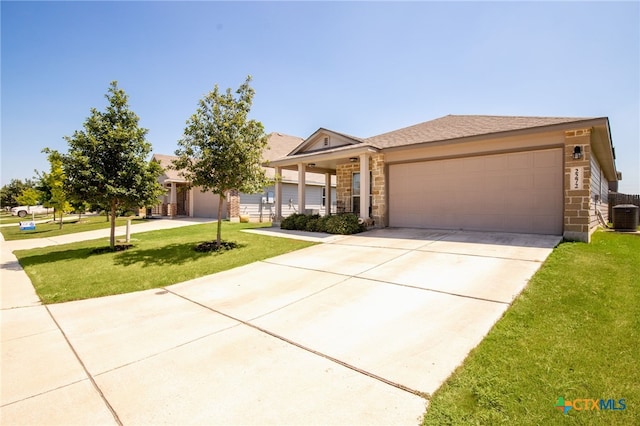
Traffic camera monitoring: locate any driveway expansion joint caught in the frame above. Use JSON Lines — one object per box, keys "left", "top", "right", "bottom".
{"left": 166, "top": 288, "right": 428, "bottom": 399}
{"left": 0, "top": 378, "right": 89, "bottom": 408}
{"left": 92, "top": 320, "right": 244, "bottom": 377}
{"left": 43, "top": 304, "right": 123, "bottom": 426}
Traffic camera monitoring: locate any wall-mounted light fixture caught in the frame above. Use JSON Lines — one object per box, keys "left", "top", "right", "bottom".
{"left": 573, "top": 146, "right": 583, "bottom": 160}
{"left": 349, "top": 157, "right": 358, "bottom": 163}
{"left": 308, "top": 163, "right": 316, "bottom": 168}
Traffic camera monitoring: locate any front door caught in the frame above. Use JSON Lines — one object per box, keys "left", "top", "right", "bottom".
{"left": 177, "top": 187, "right": 188, "bottom": 216}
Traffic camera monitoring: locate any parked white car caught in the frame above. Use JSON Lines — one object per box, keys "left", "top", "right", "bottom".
{"left": 10, "top": 205, "right": 52, "bottom": 218}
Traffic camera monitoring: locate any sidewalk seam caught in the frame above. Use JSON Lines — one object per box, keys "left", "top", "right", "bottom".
{"left": 0, "top": 379, "right": 88, "bottom": 408}
{"left": 43, "top": 305, "right": 123, "bottom": 426}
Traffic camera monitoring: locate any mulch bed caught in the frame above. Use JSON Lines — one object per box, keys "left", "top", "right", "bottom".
{"left": 194, "top": 241, "right": 238, "bottom": 252}
{"left": 90, "top": 244, "right": 133, "bottom": 254}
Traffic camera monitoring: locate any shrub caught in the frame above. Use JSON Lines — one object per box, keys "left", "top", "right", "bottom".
{"left": 305, "top": 215, "right": 324, "bottom": 232}
{"left": 280, "top": 213, "right": 365, "bottom": 235}
{"left": 324, "top": 213, "right": 365, "bottom": 235}
{"left": 294, "top": 213, "right": 311, "bottom": 230}
{"left": 281, "top": 213, "right": 303, "bottom": 230}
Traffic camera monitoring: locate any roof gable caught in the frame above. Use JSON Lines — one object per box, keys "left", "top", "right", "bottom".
{"left": 289, "top": 128, "right": 364, "bottom": 155}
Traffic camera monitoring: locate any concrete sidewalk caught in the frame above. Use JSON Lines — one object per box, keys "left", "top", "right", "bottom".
{"left": 1, "top": 224, "right": 561, "bottom": 425}
{"left": 0, "top": 218, "right": 216, "bottom": 424}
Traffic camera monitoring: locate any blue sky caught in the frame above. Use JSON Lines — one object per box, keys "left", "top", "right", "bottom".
{"left": 2, "top": 1, "right": 639, "bottom": 193}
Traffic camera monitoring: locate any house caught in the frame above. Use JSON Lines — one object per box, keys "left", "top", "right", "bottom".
{"left": 269, "top": 115, "right": 620, "bottom": 243}
{"left": 151, "top": 132, "right": 336, "bottom": 221}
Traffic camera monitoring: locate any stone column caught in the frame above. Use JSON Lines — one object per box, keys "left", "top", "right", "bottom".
{"left": 297, "top": 163, "right": 306, "bottom": 214}
{"left": 228, "top": 189, "right": 240, "bottom": 222}
{"left": 275, "top": 166, "right": 283, "bottom": 223}
{"left": 371, "top": 153, "right": 386, "bottom": 227}
{"left": 359, "top": 153, "right": 370, "bottom": 219}
{"left": 563, "top": 129, "right": 592, "bottom": 242}
{"left": 189, "top": 188, "right": 194, "bottom": 217}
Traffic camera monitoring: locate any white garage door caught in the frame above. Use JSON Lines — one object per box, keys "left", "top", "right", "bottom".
{"left": 388, "top": 149, "right": 563, "bottom": 235}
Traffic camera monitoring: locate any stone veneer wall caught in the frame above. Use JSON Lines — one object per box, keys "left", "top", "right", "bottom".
{"left": 563, "top": 129, "right": 592, "bottom": 242}
{"left": 370, "top": 153, "right": 386, "bottom": 226}
{"left": 227, "top": 189, "right": 240, "bottom": 222}
{"left": 335, "top": 154, "right": 386, "bottom": 227}
{"left": 167, "top": 203, "right": 177, "bottom": 217}
{"left": 336, "top": 162, "right": 358, "bottom": 213}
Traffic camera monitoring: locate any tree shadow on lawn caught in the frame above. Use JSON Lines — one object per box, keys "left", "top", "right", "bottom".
{"left": 12, "top": 229, "right": 54, "bottom": 237}
{"left": 17, "top": 246, "right": 95, "bottom": 267}
{"left": 113, "top": 241, "right": 246, "bottom": 268}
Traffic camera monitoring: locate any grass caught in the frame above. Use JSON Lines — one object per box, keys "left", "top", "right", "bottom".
{"left": 1, "top": 214, "right": 148, "bottom": 241}
{"left": 14, "top": 222, "right": 315, "bottom": 303}
{"left": 0, "top": 210, "right": 54, "bottom": 225}
{"left": 423, "top": 231, "right": 639, "bottom": 425}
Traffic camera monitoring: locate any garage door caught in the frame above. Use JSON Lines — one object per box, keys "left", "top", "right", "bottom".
{"left": 192, "top": 189, "right": 227, "bottom": 218}
{"left": 388, "top": 149, "right": 563, "bottom": 235}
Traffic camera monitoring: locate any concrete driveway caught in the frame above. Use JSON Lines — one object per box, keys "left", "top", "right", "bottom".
{"left": 1, "top": 227, "right": 561, "bottom": 425}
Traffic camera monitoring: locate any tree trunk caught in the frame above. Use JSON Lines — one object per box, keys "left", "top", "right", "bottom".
{"left": 110, "top": 201, "right": 117, "bottom": 249}
{"left": 216, "top": 194, "right": 223, "bottom": 249}
{"left": 58, "top": 208, "right": 63, "bottom": 229}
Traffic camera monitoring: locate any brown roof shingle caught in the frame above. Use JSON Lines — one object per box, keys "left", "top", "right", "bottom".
{"left": 365, "top": 114, "right": 596, "bottom": 148}
{"left": 153, "top": 132, "right": 304, "bottom": 179}
{"left": 152, "top": 153, "right": 185, "bottom": 182}
{"left": 263, "top": 132, "right": 304, "bottom": 162}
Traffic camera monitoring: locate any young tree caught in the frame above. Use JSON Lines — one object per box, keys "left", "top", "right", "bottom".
{"left": 70, "top": 199, "right": 90, "bottom": 220}
{"left": 173, "top": 76, "right": 269, "bottom": 249}
{"left": 62, "top": 81, "right": 164, "bottom": 249}
{"left": 16, "top": 187, "right": 41, "bottom": 207}
{"left": 38, "top": 149, "right": 71, "bottom": 228}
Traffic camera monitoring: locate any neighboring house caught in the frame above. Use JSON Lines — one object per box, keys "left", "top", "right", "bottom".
{"left": 270, "top": 115, "right": 620, "bottom": 243}
{"left": 152, "top": 132, "right": 336, "bottom": 221}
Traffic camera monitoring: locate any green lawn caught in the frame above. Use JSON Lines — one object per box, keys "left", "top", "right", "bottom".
{"left": 1, "top": 214, "right": 148, "bottom": 240}
{"left": 15, "top": 222, "right": 314, "bottom": 303}
{"left": 423, "top": 231, "right": 639, "bottom": 425}
{"left": 0, "top": 211, "right": 54, "bottom": 225}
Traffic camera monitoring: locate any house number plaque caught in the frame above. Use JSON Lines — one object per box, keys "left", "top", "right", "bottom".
{"left": 572, "top": 166, "right": 584, "bottom": 190}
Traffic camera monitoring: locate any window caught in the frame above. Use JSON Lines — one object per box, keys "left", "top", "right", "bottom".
{"left": 322, "top": 187, "right": 326, "bottom": 207}
{"left": 352, "top": 172, "right": 372, "bottom": 216}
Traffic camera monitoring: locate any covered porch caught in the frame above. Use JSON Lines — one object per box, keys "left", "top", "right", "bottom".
{"left": 150, "top": 180, "right": 192, "bottom": 218}
{"left": 270, "top": 145, "right": 386, "bottom": 226}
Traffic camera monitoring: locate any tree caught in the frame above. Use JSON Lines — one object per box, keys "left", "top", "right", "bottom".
{"left": 173, "top": 76, "right": 269, "bottom": 249}
{"left": 1, "top": 179, "right": 35, "bottom": 208}
{"left": 70, "top": 199, "right": 90, "bottom": 220}
{"left": 38, "top": 149, "right": 71, "bottom": 229}
{"left": 16, "top": 187, "right": 41, "bottom": 207}
{"left": 61, "top": 81, "right": 164, "bottom": 249}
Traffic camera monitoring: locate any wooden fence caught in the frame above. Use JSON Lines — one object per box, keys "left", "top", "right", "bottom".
{"left": 608, "top": 193, "right": 640, "bottom": 221}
